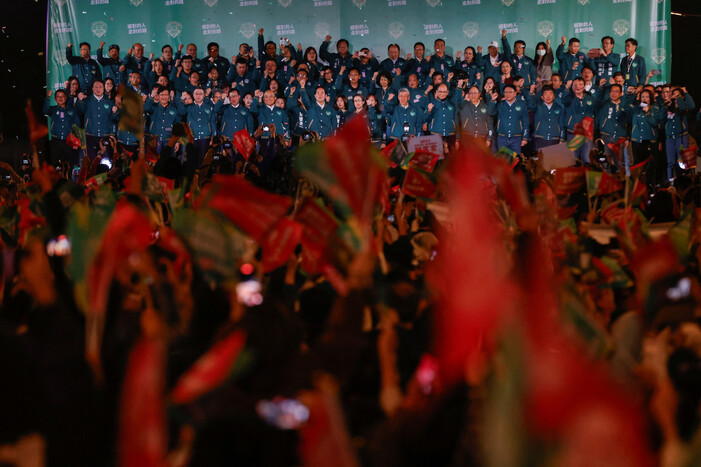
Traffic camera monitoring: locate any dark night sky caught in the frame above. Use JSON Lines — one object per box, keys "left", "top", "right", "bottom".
{"left": 0, "top": 0, "right": 699, "bottom": 147}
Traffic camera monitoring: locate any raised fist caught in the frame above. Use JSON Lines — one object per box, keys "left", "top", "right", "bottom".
{"left": 325, "top": 35, "right": 332, "bottom": 42}
{"left": 502, "top": 29, "right": 507, "bottom": 38}
{"left": 100, "top": 41, "right": 105, "bottom": 48}
{"left": 259, "top": 28, "right": 264, "bottom": 35}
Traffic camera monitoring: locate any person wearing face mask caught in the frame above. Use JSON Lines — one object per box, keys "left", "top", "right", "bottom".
{"left": 66, "top": 42, "right": 102, "bottom": 94}
{"left": 534, "top": 40, "right": 554, "bottom": 90}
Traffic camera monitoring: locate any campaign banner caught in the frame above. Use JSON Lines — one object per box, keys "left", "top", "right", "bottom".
{"left": 47, "top": 0, "right": 671, "bottom": 90}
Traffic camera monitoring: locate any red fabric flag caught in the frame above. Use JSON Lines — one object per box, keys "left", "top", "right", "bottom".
{"left": 402, "top": 166, "right": 437, "bottom": 199}
{"left": 16, "top": 198, "right": 46, "bottom": 244}
{"left": 294, "top": 198, "right": 339, "bottom": 251}
{"left": 428, "top": 138, "right": 517, "bottom": 385}
{"left": 630, "top": 179, "right": 648, "bottom": 209}
{"left": 598, "top": 171, "right": 624, "bottom": 195}
{"left": 118, "top": 337, "right": 167, "bottom": 467}
{"left": 629, "top": 237, "right": 681, "bottom": 290}
{"left": 260, "top": 218, "right": 303, "bottom": 273}
{"left": 601, "top": 202, "right": 627, "bottom": 225}
{"left": 156, "top": 176, "right": 174, "bottom": 195}
{"left": 25, "top": 100, "right": 48, "bottom": 143}
{"left": 573, "top": 116, "right": 594, "bottom": 139}
{"left": 324, "top": 115, "right": 387, "bottom": 223}
{"left": 198, "top": 175, "right": 292, "bottom": 242}
{"left": 680, "top": 145, "right": 698, "bottom": 170}
{"left": 607, "top": 137, "right": 627, "bottom": 162}
{"left": 88, "top": 202, "right": 154, "bottom": 317}
{"left": 170, "top": 331, "right": 247, "bottom": 405}
{"left": 233, "top": 129, "right": 256, "bottom": 162}
{"left": 629, "top": 157, "right": 650, "bottom": 180}
{"left": 520, "top": 239, "right": 653, "bottom": 467}
{"left": 553, "top": 167, "right": 586, "bottom": 195}
{"left": 66, "top": 133, "right": 83, "bottom": 149}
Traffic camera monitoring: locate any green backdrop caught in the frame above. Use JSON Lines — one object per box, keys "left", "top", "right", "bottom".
{"left": 47, "top": 0, "right": 671, "bottom": 89}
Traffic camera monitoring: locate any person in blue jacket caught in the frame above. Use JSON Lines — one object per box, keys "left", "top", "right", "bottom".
{"left": 112, "top": 93, "right": 141, "bottom": 154}
{"left": 620, "top": 38, "right": 647, "bottom": 92}
{"left": 596, "top": 84, "right": 630, "bottom": 170}
{"left": 364, "top": 95, "right": 387, "bottom": 147}
{"left": 176, "top": 88, "right": 217, "bottom": 164}
{"left": 454, "top": 46, "right": 484, "bottom": 90}
{"left": 171, "top": 55, "right": 197, "bottom": 94}
{"left": 405, "top": 73, "right": 428, "bottom": 110}
{"left": 495, "top": 84, "right": 530, "bottom": 154}
{"left": 405, "top": 42, "right": 431, "bottom": 88}
{"left": 257, "top": 28, "right": 279, "bottom": 70}
{"left": 503, "top": 36, "right": 537, "bottom": 90}
{"left": 251, "top": 90, "right": 291, "bottom": 144}
{"left": 320, "top": 35, "right": 353, "bottom": 78}
{"left": 144, "top": 86, "right": 182, "bottom": 151}
{"left": 592, "top": 36, "right": 621, "bottom": 84}
{"left": 124, "top": 43, "right": 149, "bottom": 75}
{"left": 66, "top": 42, "right": 102, "bottom": 93}
{"left": 661, "top": 84, "right": 695, "bottom": 180}
{"left": 214, "top": 88, "right": 255, "bottom": 140}
{"left": 335, "top": 67, "right": 369, "bottom": 100}
{"left": 562, "top": 77, "right": 597, "bottom": 163}
{"left": 380, "top": 44, "right": 407, "bottom": 84}
{"left": 44, "top": 89, "right": 81, "bottom": 165}
{"left": 204, "top": 42, "right": 230, "bottom": 76}
{"left": 556, "top": 36, "right": 590, "bottom": 84}
{"left": 428, "top": 38, "right": 455, "bottom": 76}
{"left": 303, "top": 86, "right": 337, "bottom": 140}
{"left": 75, "top": 80, "right": 116, "bottom": 160}
{"left": 96, "top": 41, "right": 125, "bottom": 87}
{"left": 371, "top": 72, "right": 398, "bottom": 117}
{"left": 528, "top": 85, "right": 565, "bottom": 151}
{"left": 426, "top": 83, "right": 461, "bottom": 150}
{"left": 480, "top": 31, "right": 510, "bottom": 83}
{"left": 354, "top": 48, "right": 380, "bottom": 89}
{"left": 389, "top": 89, "right": 425, "bottom": 141}
{"left": 457, "top": 86, "right": 496, "bottom": 147}
{"left": 226, "top": 58, "right": 258, "bottom": 98}
{"left": 318, "top": 67, "right": 338, "bottom": 103}
{"left": 628, "top": 90, "right": 662, "bottom": 173}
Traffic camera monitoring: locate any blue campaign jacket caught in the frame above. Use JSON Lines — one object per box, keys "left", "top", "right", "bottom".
{"left": 619, "top": 54, "right": 647, "bottom": 88}
{"left": 44, "top": 99, "right": 80, "bottom": 140}
{"left": 319, "top": 40, "right": 354, "bottom": 78}
{"left": 304, "top": 102, "right": 338, "bottom": 139}
{"left": 177, "top": 100, "right": 217, "bottom": 139}
{"left": 251, "top": 102, "right": 290, "bottom": 139}
{"left": 527, "top": 96, "right": 565, "bottom": 141}
{"left": 213, "top": 101, "right": 255, "bottom": 139}
{"left": 144, "top": 99, "right": 182, "bottom": 142}
{"left": 389, "top": 104, "right": 424, "bottom": 139}
{"left": 596, "top": 99, "right": 630, "bottom": 139}
{"left": 562, "top": 91, "right": 597, "bottom": 132}
{"left": 427, "top": 99, "right": 458, "bottom": 137}
{"left": 592, "top": 52, "right": 621, "bottom": 81}
{"left": 495, "top": 98, "right": 530, "bottom": 139}
{"left": 555, "top": 45, "right": 591, "bottom": 83}
{"left": 96, "top": 48, "right": 125, "bottom": 86}
{"left": 628, "top": 103, "right": 662, "bottom": 143}
{"left": 66, "top": 46, "right": 102, "bottom": 93}
{"left": 76, "top": 94, "right": 115, "bottom": 137}
{"left": 502, "top": 39, "right": 537, "bottom": 88}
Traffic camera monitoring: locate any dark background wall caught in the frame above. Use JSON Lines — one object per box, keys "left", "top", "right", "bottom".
{"left": 0, "top": 0, "right": 698, "bottom": 157}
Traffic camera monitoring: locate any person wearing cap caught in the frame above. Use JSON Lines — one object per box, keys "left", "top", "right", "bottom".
{"left": 320, "top": 35, "right": 354, "bottom": 79}
{"left": 494, "top": 84, "right": 529, "bottom": 154}
{"left": 428, "top": 39, "right": 455, "bottom": 77}
{"left": 556, "top": 36, "right": 590, "bottom": 84}
{"left": 503, "top": 35, "right": 537, "bottom": 90}
{"left": 227, "top": 58, "right": 258, "bottom": 99}
{"left": 481, "top": 30, "right": 510, "bottom": 83}
{"left": 388, "top": 88, "right": 424, "bottom": 141}
{"left": 44, "top": 89, "right": 81, "bottom": 165}
{"left": 405, "top": 42, "right": 431, "bottom": 88}
{"left": 620, "top": 38, "right": 646, "bottom": 92}
{"left": 65, "top": 42, "right": 102, "bottom": 94}
{"left": 214, "top": 88, "right": 255, "bottom": 139}
{"left": 205, "top": 42, "right": 230, "bottom": 76}
{"left": 527, "top": 84, "right": 566, "bottom": 151}
{"left": 354, "top": 48, "right": 381, "bottom": 89}
{"left": 591, "top": 36, "right": 621, "bottom": 84}
{"left": 124, "top": 43, "right": 149, "bottom": 75}
{"left": 96, "top": 41, "right": 125, "bottom": 87}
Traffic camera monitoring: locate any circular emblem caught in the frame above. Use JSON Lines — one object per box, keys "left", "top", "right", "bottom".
{"left": 205, "top": 108, "right": 211, "bottom": 113}
{"left": 463, "top": 21, "right": 479, "bottom": 39}
{"left": 169, "top": 109, "right": 176, "bottom": 115}
{"left": 240, "top": 110, "right": 246, "bottom": 115}
{"left": 326, "top": 110, "right": 332, "bottom": 116}
{"left": 448, "top": 105, "right": 453, "bottom": 111}
{"left": 410, "top": 110, "right": 416, "bottom": 116}
{"left": 103, "top": 103, "right": 110, "bottom": 109}
{"left": 554, "top": 109, "right": 560, "bottom": 114}
{"left": 480, "top": 108, "right": 487, "bottom": 113}
{"left": 632, "top": 62, "right": 637, "bottom": 68}
{"left": 240, "top": 22, "right": 256, "bottom": 39}
{"left": 515, "top": 105, "right": 521, "bottom": 111}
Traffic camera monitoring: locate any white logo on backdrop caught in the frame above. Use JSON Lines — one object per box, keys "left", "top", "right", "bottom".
{"left": 91, "top": 21, "right": 108, "bottom": 38}
{"left": 388, "top": 22, "right": 405, "bottom": 39}
{"left": 538, "top": 20, "right": 554, "bottom": 37}
{"left": 166, "top": 22, "right": 182, "bottom": 38}
{"left": 462, "top": 21, "right": 479, "bottom": 38}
